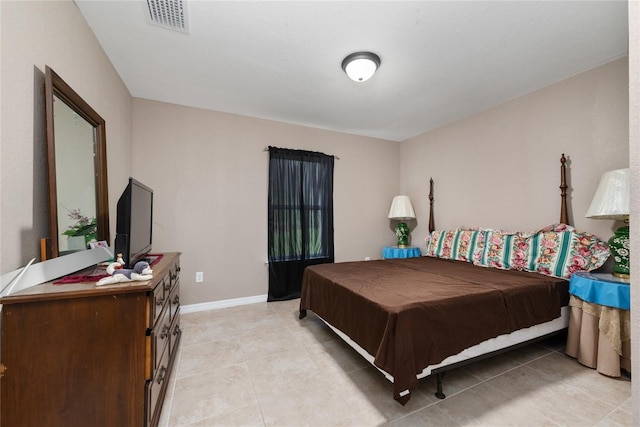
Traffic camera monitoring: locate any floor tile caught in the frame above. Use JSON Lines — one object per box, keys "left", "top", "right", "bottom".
{"left": 168, "top": 364, "right": 258, "bottom": 427}
{"left": 162, "top": 301, "right": 633, "bottom": 427}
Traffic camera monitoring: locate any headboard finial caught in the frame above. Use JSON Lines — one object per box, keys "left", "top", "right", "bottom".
{"left": 560, "top": 154, "right": 569, "bottom": 225}
{"left": 428, "top": 178, "right": 435, "bottom": 233}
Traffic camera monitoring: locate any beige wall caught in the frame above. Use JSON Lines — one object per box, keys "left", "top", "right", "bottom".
{"left": 131, "top": 99, "right": 400, "bottom": 305}
{"left": 401, "top": 58, "right": 629, "bottom": 250}
{"left": 0, "top": 0, "right": 132, "bottom": 273}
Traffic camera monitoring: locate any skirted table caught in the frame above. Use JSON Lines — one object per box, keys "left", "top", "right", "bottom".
{"left": 382, "top": 246, "right": 422, "bottom": 259}
{"left": 565, "top": 271, "right": 631, "bottom": 377}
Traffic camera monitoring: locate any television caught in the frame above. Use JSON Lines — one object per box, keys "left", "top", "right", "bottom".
{"left": 114, "top": 178, "right": 153, "bottom": 268}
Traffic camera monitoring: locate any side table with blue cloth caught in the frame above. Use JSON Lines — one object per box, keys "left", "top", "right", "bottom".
{"left": 565, "top": 271, "right": 631, "bottom": 377}
{"left": 382, "top": 246, "right": 422, "bottom": 259}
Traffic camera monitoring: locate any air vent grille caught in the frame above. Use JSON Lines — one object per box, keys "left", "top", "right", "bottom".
{"left": 146, "top": 0, "right": 189, "bottom": 33}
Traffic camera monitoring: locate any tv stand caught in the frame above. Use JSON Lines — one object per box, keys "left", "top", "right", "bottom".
{"left": 0, "top": 252, "right": 181, "bottom": 427}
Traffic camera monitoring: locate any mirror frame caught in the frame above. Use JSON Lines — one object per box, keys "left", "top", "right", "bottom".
{"left": 44, "top": 66, "right": 110, "bottom": 258}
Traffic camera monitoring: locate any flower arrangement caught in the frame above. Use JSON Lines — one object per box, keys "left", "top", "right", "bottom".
{"left": 63, "top": 208, "right": 97, "bottom": 245}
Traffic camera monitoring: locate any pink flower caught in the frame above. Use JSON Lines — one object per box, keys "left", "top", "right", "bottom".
{"left": 489, "top": 236, "right": 503, "bottom": 245}
{"left": 511, "top": 251, "right": 527, "bottom": 269}
{"left": 577, "top": 246, "right": 592, "bottom": 257}
{"left": 571, "top": 255, "right": 588, "bottom": 269}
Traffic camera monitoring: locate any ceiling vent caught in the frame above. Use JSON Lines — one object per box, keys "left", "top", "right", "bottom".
{"left": 145, "top": 0, "right": 189, "bottom": 33}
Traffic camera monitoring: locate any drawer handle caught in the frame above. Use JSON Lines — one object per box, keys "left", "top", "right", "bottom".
{"left": 164, "top": 280, "right": 172, "bottom": 292}
{"left": 173, "top": 324, "right": 181, "bottom": 336}
{"left": 156, "top": 366, "right": 167, "bottom": 384}
{"left": 160, "top": 324, "right": 170, "bottom": 339}
{"left": 156, "top": 297, "right": 165, "bottom": 307}
{"left": 172, "top": 294, "right": 180, "bottom": 305}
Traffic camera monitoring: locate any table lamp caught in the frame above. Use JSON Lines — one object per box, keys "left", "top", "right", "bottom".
{"left": 388, "top": 195, "right": 416, "bottom": 248}
{"left": 586, "top": 168, "right": 630, "bottom": 278}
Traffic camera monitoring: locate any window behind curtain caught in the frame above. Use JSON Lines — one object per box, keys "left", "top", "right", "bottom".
{"left": 267, "top": 147, "right": 334, "bottom": 301}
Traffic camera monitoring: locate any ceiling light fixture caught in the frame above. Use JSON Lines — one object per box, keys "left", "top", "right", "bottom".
{"left": 341, "top": 52, "right": 381, "bottom": 82}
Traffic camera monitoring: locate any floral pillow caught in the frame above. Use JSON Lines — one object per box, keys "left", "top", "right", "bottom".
{"left": 451, "top": 229, "right": 485, "bottom": 262}
{"left": 425, "top": 228, "right": 486, "bottom": 262}
{"left": 530, "top": 229, "right": 609, "bottom": 279}
{"left": 473, "top": 230, "right": 531, "bottom": 270}
{"left": 425, "top": 229, "right": 457, "bottom": 259}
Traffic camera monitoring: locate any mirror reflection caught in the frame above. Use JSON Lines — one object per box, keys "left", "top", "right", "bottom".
{"left": 53, "top": 94, "right": 98, "bottom": 253}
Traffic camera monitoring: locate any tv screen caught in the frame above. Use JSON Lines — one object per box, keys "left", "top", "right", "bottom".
{"left": 114, "top": 178, "right": 153, "bottom": 268}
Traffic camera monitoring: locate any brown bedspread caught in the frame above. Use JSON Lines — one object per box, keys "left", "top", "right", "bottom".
{"left": 299, "top": 256, "right": 569, "bottom": 404}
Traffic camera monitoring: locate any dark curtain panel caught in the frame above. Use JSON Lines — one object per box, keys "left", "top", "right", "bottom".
{"left": 267, "top": 146, "right": 334, "bottom": 301}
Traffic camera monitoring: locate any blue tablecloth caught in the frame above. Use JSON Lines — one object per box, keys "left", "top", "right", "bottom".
{"left": 382, "top": 246, "right": 422, "bottom": 259}
{"left": 569, "top": 271, "right": 630, "bottom": 310}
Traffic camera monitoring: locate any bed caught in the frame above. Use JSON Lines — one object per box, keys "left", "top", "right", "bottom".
{"left": 298, "top": 154, "right": 610, "bottom": 405}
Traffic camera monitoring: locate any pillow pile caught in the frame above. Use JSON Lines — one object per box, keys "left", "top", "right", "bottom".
{"left": 425, "top": 223, "right": 609, "bottom": 279}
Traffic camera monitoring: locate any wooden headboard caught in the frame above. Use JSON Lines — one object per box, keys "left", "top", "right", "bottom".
{"left": 427, "top": 153, "right": 570, "bottom": 233}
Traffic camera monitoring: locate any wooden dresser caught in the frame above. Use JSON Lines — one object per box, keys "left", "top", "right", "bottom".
{"left": 0, "top": 252, "right": 181, "bottom": 427}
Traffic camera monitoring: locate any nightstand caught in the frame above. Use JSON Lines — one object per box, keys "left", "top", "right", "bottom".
{"left": 565, "top": 271, "right": 630, "bottom": 377}
{"left": 382, "top": 246, "right": 422, "bottom": 259}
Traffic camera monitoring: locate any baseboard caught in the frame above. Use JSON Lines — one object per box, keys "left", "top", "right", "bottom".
{"left": 181, "top": 294, "right": 268, "bottom": 314}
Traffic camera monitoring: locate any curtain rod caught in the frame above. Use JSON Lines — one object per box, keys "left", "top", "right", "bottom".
{"left": 263, "top": 147, "right": 340, "bottom": 160}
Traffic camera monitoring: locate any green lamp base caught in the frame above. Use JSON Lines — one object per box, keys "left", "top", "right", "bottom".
{"left": 609, "top": 225, "right": 630, "bottom": 279}
{"left": 396, "top": 222, "right": 409, "bottom": 248}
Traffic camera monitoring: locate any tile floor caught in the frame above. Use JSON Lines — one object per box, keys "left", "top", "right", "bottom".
{"left": 158, "top": 299, "right": 632, "bottom": 427}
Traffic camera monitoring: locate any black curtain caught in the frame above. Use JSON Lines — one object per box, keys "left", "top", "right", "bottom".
{"left": 267, "top": 146, "right": 334, "bottom": 301}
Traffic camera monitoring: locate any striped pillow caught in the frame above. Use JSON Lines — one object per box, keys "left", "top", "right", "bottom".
{"left": 452, "top": 229, "right": 485, "bottom": 262}
{"left": 530, "top": 229, "right": 609, "bottom": 279}
{"left": 474, "top": 230, "right": 531, "bottom": 270}
{"left": 425, "top": 228, "right": 485, "bottom": 262}
{"left": 425, "top": 229, "right": 457, "bottom": 259}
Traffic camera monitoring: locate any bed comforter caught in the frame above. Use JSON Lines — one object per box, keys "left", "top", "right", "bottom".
{"left": 299, "top": 256, "right": 569, "bottom": 404}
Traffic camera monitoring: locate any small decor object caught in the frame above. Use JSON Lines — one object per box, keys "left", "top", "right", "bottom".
{"left": 586, "top": 168, "right": 630, "bottom": 279}
{"left": 388, "top": 195, "right": 416, "bottom": 248}
{"left": 96, "top": 261, "right": 153, "bottom": 286}
{"left": 62, "top": 208, "right": 97, "bottom": 248}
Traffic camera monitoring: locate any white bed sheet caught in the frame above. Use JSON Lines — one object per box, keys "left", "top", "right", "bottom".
{"left": 317, "top": 306, "right": 569, "bottom": 383}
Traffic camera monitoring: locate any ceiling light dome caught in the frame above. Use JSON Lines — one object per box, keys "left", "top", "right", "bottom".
{"left": 342, "top": 52, "right": 381, "bottom": 82}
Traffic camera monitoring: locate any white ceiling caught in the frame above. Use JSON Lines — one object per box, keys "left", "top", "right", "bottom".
{"left": 75, "top": 1, "right": 628, "bottom": 142}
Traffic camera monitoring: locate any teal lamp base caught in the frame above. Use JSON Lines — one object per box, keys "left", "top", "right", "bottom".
{"left": 396, "top": 222, "right": 410, "bottom": 248}
{"left": 609, "top": 225, "right": 630, "bottom": 279}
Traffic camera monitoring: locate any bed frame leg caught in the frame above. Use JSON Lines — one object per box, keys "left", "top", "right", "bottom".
{"left": 435, "top": 372, "right": 446, "bottom": 399}
{"left": 299, "top": 309, "right": 307, "bottom": 319}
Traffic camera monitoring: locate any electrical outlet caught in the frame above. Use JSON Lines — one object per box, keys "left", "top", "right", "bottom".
{"left": 195, "top": 272, "right": 204, "bottom": 283}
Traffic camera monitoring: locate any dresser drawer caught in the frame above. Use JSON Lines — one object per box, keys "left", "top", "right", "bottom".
{"left": 169, "top": 260, "right": 180, "bottom": 288}
{"left": 146, "top": 342, "right": 170, "bottom": 427}
{"left": 169, "top": 282, "right": 180, "bottom": 320}
{"left": 149, "top": 282, "right": 167, "bottom": 327}
{"left": 170, "top": 309, "right": 181, "bottom": 357}
{"left": 151, "top": 304, "right": 172, "bottom": 374}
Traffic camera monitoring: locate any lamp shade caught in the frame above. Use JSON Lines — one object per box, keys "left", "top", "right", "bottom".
{"left": 388, "top": 196, "right": 416, "bottom": 220}
{"left": 585, "top": 168, "right": 630, "bottom": 219}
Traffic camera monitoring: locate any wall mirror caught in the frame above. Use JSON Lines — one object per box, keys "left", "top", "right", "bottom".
{"left": 45, "top": 66, "right": 109, "bottom": 258}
